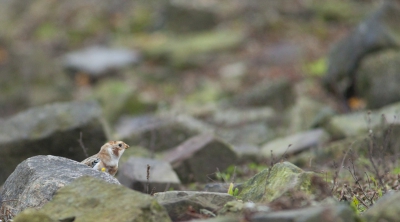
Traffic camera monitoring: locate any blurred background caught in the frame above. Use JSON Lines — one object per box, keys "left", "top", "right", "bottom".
{"left": 0, "top": 0, "right": 382, "bottom": 120}
{"left": 1, "top": 0, "right": 400, "bottom": 183}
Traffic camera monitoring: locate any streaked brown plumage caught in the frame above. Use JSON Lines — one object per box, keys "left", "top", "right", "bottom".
{"left": 81, "top": 141, "right": 129, "bottom": 176}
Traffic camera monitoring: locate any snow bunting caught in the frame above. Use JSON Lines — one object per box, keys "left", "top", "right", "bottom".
{"left": 81, "top": 141, "right": 129, "bottom": 176}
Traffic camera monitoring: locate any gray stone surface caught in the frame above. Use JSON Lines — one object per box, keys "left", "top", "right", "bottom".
{"left": 115, "top": 114, "right": 208, "bottom": 152}
{"left": 362, "top": 191, "right": 400, "bottom": 222}
{"left": 163, "top": 134, "right": 238, "bottom": 183}
{"left": 164, "top": 2, "right": 218, "bottom": 33}
{"left": 252, "top": 204, "right": 356, "bottom": 222}
{"left": 0, "top": 155, "right": 119, "bottom": 216}
{"left": 227, "top": 77, "right": 294, "bottom": 111}
{"left": 208, "top": 107, "right": 275, "bottom": 127}
{"left": 0, "top": 100, "right": 108, "bottom": 183}
{"left": 324, "top": 101, "right": 400, "bottom": 139}
{"left": 63, "top": 46, "right": 140, "bottom": 75}
{"left": 154, "top": 191, "right": 235, "bottom": 221}
{"left": 287, "top": 96, "right": 335, "bottom": 133}
{"left": 261, "top": 129, "right": 329, "bottom": 157}
{"left": 216, "top": 123, "right": 275, "bottom": 148}
{"left": 118, "top": 157, "right": 181, "bottom": 193}
{"left": 14, "top": 176, "right": 171, "bottom": 222}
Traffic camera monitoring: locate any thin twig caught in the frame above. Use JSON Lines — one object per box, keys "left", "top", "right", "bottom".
{"left": 146, "top": 164, "right": 151, "bottom": 194}
{"left": 78, "top": 132, "right": 89, "bottom": 158}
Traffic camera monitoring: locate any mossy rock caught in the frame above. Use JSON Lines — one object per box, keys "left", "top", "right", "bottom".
{"left": 20, "top": 176, "right": 171, "bottom": 222}
{"left": 237, "top": 162, "right": 317, "bottom": 203}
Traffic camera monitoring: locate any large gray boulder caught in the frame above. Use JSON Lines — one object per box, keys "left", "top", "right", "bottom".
{"left": 0, "top": 100, "right": 108, "bottom": 183}
{"left": 13, "top": 176, "right": 171, "bottom": 222}
{"left": 163, "top": 134, "right": 238, "bottom": 183}
{"left": 0, "top": 155, "right": 119, "bottom": 216}
{"left": 323, "top": 0, "right": 400, "bottom": 105}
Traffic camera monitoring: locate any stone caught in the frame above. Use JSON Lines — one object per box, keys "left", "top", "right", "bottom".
{"left": 324, "top": 101, "right": 400, "bottom": 139}
{"left": 154, "top": 191, "right": 235, "bottom": 221}
{"left": 291, "top": 135, "right": 367, "bottom": 168}
{"left": 208, "top": 107, "right": 275, "bottom": 127}
{"left": 260, "top": 129, "right": 329, "bottom": 158}
{"left": 188, "top": 215, "right": 239, "bottom": 222}
{"left": 0, "top": 155, "right": 119, "bottom": 216}
{"left": 164, "top": 2, "right": 218, "bottom": 33}
{"left": 203, "top": 106, "right": 279, "bottom": 148}
{"left": 12, "top": 209, "right": 56, "bottom": 222}
{"left": 0, "top": 100, "right": 108, "bottom": 183}
{"left": 237, "top": 162, "right": 319, "bottom": 203}
{"left": 356, "top": 50, "right": 400, "bottom": 109}
{"left": 17, "top": 176, "right": 171, "bottom": 222}
{"left": 137, "top": 30, "right": 245, "bottom": 68}
{"left": 227, "top": 77, "right": 295, "bottom": 111}
{"left": 216, "top": 123, "right": 275, "bottom": 148}
{"left": 287, "top": 96, "right": 335, "bottom": 133}
{"left": 163, "top": 134, "right": 238, "bottom": 183}
{"left": 231, "top": 144, "right": 261, "bottom": 162}
{"left": 91, "top": 80, "right": 157, "bottom": 123}
{"left": 251, "top": 204, "right": 357, "bottom": 222}
{"left": 323, "top": 0, "right": 400, "bottom": 104}
{"left": 115, "top": 114, "right": 208, "bottom": 152}
{"left": 118, "top": 157, "right": 181, "bottom": 193}
{"left": 63, "top": 46, "right": 141, "bottom": 76}
{"left": 362, "top": 191, "right": 400, "bottom": 222}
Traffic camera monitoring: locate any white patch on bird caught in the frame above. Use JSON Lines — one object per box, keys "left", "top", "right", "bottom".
{"left": 93, "top": 161, "right": 101, "bottom": 170}
{"left": 106, "top": 147, "right": 121, "bottom": 166}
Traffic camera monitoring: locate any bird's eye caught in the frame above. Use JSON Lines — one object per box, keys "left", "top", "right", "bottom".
{"left": 118, "top": 143, "right": 122, "bottom": 147}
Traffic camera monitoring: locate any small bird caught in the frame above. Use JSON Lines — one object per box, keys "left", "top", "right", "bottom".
{"left": 81, "top": 141, "right": 129, "bottom": 176}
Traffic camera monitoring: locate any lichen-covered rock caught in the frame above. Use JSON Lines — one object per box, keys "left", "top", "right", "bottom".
{"left": 17, "top": 176, "right": 171, "bottom": 222}
{"left": 163, "top": 134, "right": 238, "bottom": 183}
{"left": 154, "top": 191, "right": 235, "bottom": 221}
{"left": 237, "top": 162, "right": 318, "bottom": 203}
{"left": 12, "top": 209, "right": 56, "bottom": 222}
{"left": 118, "top": 157, "right": 181, "bottom": 193}
{"left": 0, "top": 155, "right": 119, "bottom": 216}
{"left": 0, "top": 100, "right": 108, "bottom": 183}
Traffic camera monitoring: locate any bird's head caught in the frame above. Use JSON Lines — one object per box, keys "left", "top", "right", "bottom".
{"left": 101, "top": 140, "right": 129, "bottom": 159}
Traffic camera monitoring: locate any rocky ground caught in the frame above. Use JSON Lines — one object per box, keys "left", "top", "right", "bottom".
{"left": 1, "top": 0, "right": 400, "bottom": 222}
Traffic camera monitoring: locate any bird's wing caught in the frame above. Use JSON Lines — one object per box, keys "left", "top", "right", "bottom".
{"left": 81, "top": 155, "right": 100, "bottom": 168}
